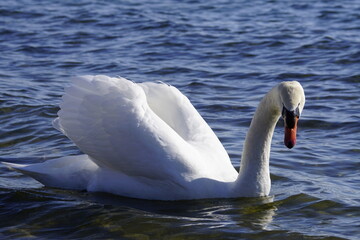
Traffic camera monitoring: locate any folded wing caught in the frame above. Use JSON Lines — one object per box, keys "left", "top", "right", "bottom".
{"left": 55, "top": 75, "right": 232, "bottom": 183}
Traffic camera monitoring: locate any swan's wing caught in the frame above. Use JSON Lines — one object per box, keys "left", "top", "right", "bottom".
{"left": 139, "top": 81, "right": 227, "bottom": 152}
{"left": 139, "top": 81, "right": 234, "bottom": 177}
{"left": 55, "top": 75, "right": 233, "bottom": 182}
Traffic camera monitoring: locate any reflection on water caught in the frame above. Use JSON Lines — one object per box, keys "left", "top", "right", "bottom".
{"left": 0, "top": 187, "right": 278, "bottom": 239}
{"left": 88, "top": 193, "right": 277, "bottom": 231}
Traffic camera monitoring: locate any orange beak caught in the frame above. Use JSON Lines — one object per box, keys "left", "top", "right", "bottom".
{"left": 284, "top": 117, "right": 298, "bottom": 149}
{"left": 282, "top": 106, "right": 300, "bottom": 149}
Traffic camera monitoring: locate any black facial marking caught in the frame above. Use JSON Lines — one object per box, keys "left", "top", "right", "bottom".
{"left": 282, "top": 105, "right": 300, "bottom": 129}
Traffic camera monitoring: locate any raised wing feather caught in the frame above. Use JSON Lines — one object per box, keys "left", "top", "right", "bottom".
{"left": 139, "top": 82, "right": 221, "bottom": 144}
{"left": 55, "top": 75, "right": 232, "bottom": 182}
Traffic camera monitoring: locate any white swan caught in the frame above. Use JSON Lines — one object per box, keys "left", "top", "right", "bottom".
{"left": 3, "top": 75, "right": 305, "bottom": 200}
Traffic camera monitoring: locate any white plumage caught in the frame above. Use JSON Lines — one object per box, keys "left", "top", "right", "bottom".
{"left": 3, "top": 75, "right": 305, "bottom": 200}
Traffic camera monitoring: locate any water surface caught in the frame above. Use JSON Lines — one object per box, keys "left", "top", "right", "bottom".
{"left": 1, "top": 0, "right": 360, "bottom": 239}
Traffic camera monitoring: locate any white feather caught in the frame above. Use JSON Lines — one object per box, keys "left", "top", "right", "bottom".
{"left": 3, "top": 76, "right": 305, "bottom": 200}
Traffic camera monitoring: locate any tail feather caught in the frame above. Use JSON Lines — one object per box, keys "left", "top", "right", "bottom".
{"left": 1, "top": 155, "right": 98, "bottom": 190}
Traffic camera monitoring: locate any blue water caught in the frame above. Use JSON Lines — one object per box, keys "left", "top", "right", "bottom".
{"left": 1, "top": 0, "right": 360, "bottom": 239}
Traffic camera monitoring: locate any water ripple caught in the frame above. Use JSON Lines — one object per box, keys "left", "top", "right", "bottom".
{"left": 0, "top": 0, "right": 360, "bottom": 239}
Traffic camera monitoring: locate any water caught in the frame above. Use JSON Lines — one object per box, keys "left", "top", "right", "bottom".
{"left": 0, "top": 0, "right": 359, "bottom": 239}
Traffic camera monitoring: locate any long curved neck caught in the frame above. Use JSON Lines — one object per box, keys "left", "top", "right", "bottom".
{"left": 234, "top": 87, "right": 280, "bottom": 197}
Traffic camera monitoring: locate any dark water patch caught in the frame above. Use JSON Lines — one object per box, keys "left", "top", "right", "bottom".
{"left": 275, "top": 193, "right": 320, "bottom": 210}
{"left": 149, "top": 66, "right": 194, "bottom": 75}
{"left": 0, "top": 8, "right": 44, "bottom": 19}
{"left": 334, "top": 51, "right": 360, "bottom": 65}
{"left": 65, "top": 17, "right": 99, "bottom": 25}
{"left": 15, "top": 45, "right": 61, "bottom": 55}
{"left": 201, "top": 104, "right": 253, "bottom": 115}
{"left": 295, "top": 37, "right": 352, "bottom": 53}
{"left": 277, "top": 72, "right": 319, "bottom": 80}
{"left": 58, "top": 61, "right": 84, "bottom": 69}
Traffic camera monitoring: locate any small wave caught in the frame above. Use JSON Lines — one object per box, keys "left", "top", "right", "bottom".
{"left": 300, "top": 119, "right": 359, "bottom": 131}
{"left": 15, "top": 45, "right": 60, "bottom": 55}
{"left": 0, "top": 8, "right": 44, "bottom": 18}
{"left": 277, "top": 72, "right": 318, "bottom": 80}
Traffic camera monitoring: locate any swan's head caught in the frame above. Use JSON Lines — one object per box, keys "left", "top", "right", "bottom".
{"left": 277, "top": 81, "right": 305, "bottom": 149}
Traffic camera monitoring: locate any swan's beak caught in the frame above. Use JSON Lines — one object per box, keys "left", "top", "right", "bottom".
{"left": 282, "top": 107, "right": 299, "bottom": 149}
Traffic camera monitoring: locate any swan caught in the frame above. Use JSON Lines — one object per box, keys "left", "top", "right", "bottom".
{"left": 3, "top": 75, "right": 305, "bottom": 200}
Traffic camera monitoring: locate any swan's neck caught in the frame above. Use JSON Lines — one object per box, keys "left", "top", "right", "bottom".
{"left": 234, "top": 88, "right": 280, "bottom": 197}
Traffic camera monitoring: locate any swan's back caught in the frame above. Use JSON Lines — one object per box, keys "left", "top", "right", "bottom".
{"left": 54, "top": 75, "right": 235, "bottom": 184}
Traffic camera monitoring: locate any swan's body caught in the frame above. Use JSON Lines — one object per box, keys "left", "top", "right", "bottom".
{"left": 3, "top": 75, "right": 305, "bottom": 200}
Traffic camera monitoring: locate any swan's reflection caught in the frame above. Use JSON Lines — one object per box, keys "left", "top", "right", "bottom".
{"left": 195, "top": 195, "right": 277, "bottom": 231}
{"left": 82, "top": 191, "right": 277, "bottom": 231}
{"left": 236, "top": 196, "right": 277, "bottom": 230}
